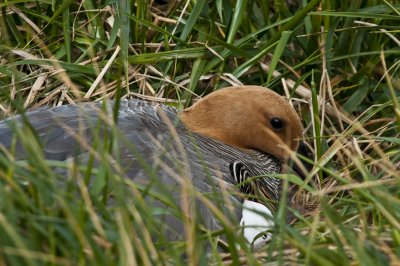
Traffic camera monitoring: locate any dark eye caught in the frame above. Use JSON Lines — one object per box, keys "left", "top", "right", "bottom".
{"left": 270, "top": 117, "right": 284, "bottom": 130}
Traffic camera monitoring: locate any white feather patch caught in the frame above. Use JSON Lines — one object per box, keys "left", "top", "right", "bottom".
{"left": 240, "top": 200, "right": 274, "bottom": 248}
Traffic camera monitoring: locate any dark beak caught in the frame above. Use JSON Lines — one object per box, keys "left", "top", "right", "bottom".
{"left": 288, "top": 141, "right": 314, "bottom": 180}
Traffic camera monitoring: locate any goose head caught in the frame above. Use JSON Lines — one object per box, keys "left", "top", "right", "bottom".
{"left": 180, "top": 86, "right": 302, "bottom": 161}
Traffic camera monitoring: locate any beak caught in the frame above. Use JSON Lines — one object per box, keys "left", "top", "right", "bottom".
{"left": 287, "top": 141, "right": 314, "bottom": 180}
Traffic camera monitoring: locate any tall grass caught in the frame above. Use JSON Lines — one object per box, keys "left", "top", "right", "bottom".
{"left": 0, "top": 0, "right": 399, "bottom": 265}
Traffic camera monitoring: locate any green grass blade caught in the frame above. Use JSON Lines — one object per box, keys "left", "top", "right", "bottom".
{"left": 267, "top": 30, "right": 292, "bottom": 85}
{"left": 226, "top": 0, "right": 248, "bottom": 44}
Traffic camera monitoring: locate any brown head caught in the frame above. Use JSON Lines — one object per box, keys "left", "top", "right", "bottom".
{"left": 180, "top": 86, "right": 302, "bottom": 161}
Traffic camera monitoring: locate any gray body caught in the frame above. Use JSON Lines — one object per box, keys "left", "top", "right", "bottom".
{"left": 0, "top": 99, "right": 281, "bottom": 241}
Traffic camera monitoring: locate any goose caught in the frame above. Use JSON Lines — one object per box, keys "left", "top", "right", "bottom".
{"left": 0, "top": 85, "right": 303, "bottom": 248}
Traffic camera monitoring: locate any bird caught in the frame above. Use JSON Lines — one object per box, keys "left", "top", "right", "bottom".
{"left": 0, "top": 85, "right": 303, "bottom": 248}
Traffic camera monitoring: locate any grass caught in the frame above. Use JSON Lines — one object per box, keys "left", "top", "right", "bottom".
{"left": 0, "top": 0, "right": 400, "bottom": 265}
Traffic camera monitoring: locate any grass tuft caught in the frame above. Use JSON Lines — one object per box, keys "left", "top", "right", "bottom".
{"left": 0, "top": 0, "right": 399, "bottom": 264}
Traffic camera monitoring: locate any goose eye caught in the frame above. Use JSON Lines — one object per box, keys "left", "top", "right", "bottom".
{"left": 270, "top": 117, "right": 284, "bottom": 130}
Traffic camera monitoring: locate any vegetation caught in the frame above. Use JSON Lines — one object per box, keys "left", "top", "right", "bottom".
{"left": 0, "top": 0, "right": 399, "bottom": 265}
